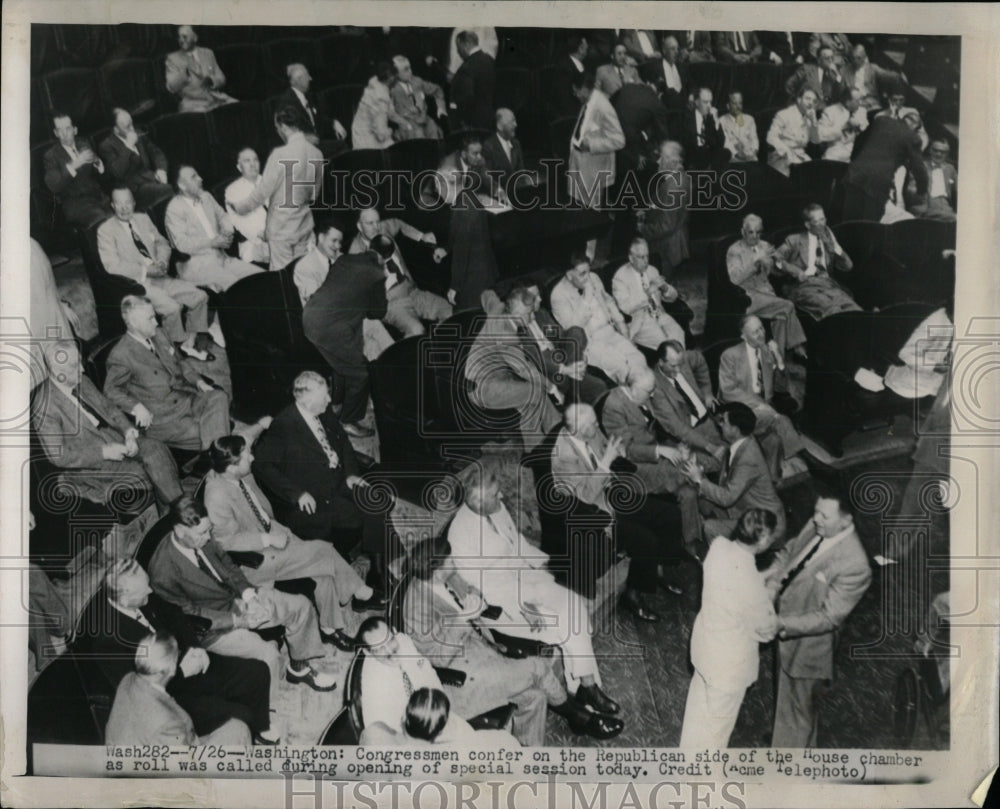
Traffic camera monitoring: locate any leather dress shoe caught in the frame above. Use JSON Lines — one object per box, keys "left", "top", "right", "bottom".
{"left": 575, "top": 683, "right": 620, "bottom": 716}
{"left": 352, "top": 590, "right": 387, "bottom": 612}
{"left": 285, "top": 665, "right": 337, "bottom": 692}
{"left": 252, "top": 730, "right": 280, "bottom": 745}
{"left": 620, "top": 591, "right": 660, "bottom": 622}
{"left": 342, "top": 421, "right": 374, "bottom": 438}
{"left": 555, "top": 700, "right": 625, "bottom": 740}
{"left": 320, "top": 627, "right": 357, "bottom": 651}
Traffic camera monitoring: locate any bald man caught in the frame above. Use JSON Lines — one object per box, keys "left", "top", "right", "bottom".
{"left": 165, "top": 26, "right": 236, "bottom": 112}
{"left": 99, "top": 109, "right": 172, "bottom": 210}
{"left": 482, "top": 108, "right": 534, "bottom": 192}
{"left": 389, "top": 55, "right": 446, "bottom": 140}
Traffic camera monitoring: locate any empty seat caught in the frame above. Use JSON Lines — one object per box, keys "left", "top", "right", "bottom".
{"left": 41, "top": 67, "right": 107, "bottom": 135}
{"left": 213, "top": 42, "right": 265, "bottom": 100}
{"left": 688, "top": 61, "right": 731, "bottom": 102}
{"left": 208, "top": 100, "right": 266, "bottom": 177}
{"left": 148, "top": 111, "right": 217, "bottom": 183}
{"left": 386, "top": 137, "right": 443, "bottom": 173}
{"left": 316, "top": 32, "right": 375, "bottom": 86}
{"left": 100, "top": 58, "right": 158, "bottom": 121}
{"left": 53, "top": 24, "right": 119, "bottom": 69}
{"left": 731, "top": 62, "right": 784, "bottom": 110}
{"left": 494, "top": 67, "right": 534, "bottom": 117}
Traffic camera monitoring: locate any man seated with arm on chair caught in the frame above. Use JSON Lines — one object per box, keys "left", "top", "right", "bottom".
{"left": 446, "top": 462, "right": 624, "bottom": 721}
{"left": 205, "top": 434, "right": 381, "bottom": 653}
{"left": 105, "top": 632, "right": 252, "bottom": 746}
{"left": 32, "top": 339, "right": 183, "bottom": 509}
{"left": 279, "top": 63, "right": 348, "bottom": 155}
{"left": 224, "top": 148, "right": 270, "bottom": 266}
{"left": 402, "top": 535, "right": 623, "bottom": 743}
{"left": 482, "top": 108, "right": 537, "bottom": 194}
{"left": 165, "top": 25, "right": 236, "bottom": 113}
{"left": 98, "top": 109, "right": 172, "bottom": 210}
{"left": 93, "top": 559, "right": 277, "bottom": 744}
{"left": 611, "top": 236, "right": 685, "bottom": 350}
{"left": 43, "top": 112, "right": 109, "bottom": 229}
{"left": 148, "top": 496, "right": 340, "bottom": 703}
{"left": 389, "top": 55, "right": 447, "bottom": 140}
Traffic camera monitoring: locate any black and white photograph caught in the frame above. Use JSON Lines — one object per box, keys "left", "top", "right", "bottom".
{"left": 1, "top": 2, "right": 997, "bottom": 808}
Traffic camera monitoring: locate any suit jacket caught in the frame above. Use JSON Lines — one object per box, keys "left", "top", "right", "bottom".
{"left": 105, "top": 673, "right": 199, "bottom": 745}
{"left": 757, "top": 31, "right": 811, "bottom": 64}
{"left": 401, "top": 574, "right": 484, "bottom": 665}
{"left": 595, "top": 62, "right": 640, "bottom": 97}
{"left": 302, "top": 251, "right": 387, "bottom": 366}
{"left": 233, "top": 131, "right": 323, "bottom": 248}
{"left": 549, "top": 55, "right": 585, "bottom": 118}
{"left": 550, "top": 274, "right": 626, "bottom": 338}
{"left": 481, "top": 133, "right": 525, "bottom": 188}
{"left": 97, "top": 213, "right": 171, "bottom": 282}
{"left": 612, "top": 83, "right": 671, "bottom": 168}
{"left": 164, "top": 46, "right": 233, "bottom": 112}
{"left": 913, "top": 159, "right": 957, "bottom": 206}
{"left": 567, "top": 89, "right": 625, "bottom": 205}
{"left": 611, "top": 261, "right": 675, "bottom": 321}
{"left": 619, "top": 29, "right": 661, "bottom": 64}
{"left": 845, "top": 116, "right": 929, "bottom": 202}
{"left": 775, "top": 230, "right": 853, "bottom": 281}
{"left": 450, "top": 50, "right": 496, "bottom": 130}
{"left": 638, "top": 170, "right": 691, "bottom": 269}
{"left": 726, "top": 238, "right": 779, "bottom": 295}
{"left": 681, "top": 107, "right": 726, "bottom": 156}
{"left": 718, "top": 340, "right": 776, "bottom": 408}
{"left": 204, "top": 470, "right": 283, "bottom": 552}
{"left": 765, "top": 521, "right": 872, "bottom": 679}
{"left": 351, "top": 76, "right": 398, "bottom": 150}
{"left": 103, "top": 329, "right": 205, "bottom": 420}
{"left": 148, "top": 532, "right": 252, "bottom": 636}
{"left": 465, "top": 314, "right": 548, "bottom": 404}
{"left": 42, "top": 138, "right": 106, "bottom": 206}
{"left": 514, "top": 309, "right": 585, "bottom": 384}
{"left": 601, "top": 387, "right": 662, "bottom": 465}
{"left": 647, "top": 58, "right": 690, "bottom": 109}
{"left": 843, "top": 60, "right": 900, "bottom": 107}
{"left": 650, "top": 357, "right": 723, "bottom": 453}
{"left": 784, "top": 63, "right": 846, "bottom": 108}
{"left": 711, "top": 31, "right": 762, "bottom": 63}
{"left": 668, "top": 30, "right": 714, "bottom": 62}
{"left": 164, "top": 191, "right": 233, "bottom": 273}
{"left": 99, "top": 132, "right": 168, "bottom": 191}
{"left": 696, "top": 436, "right": 784, "bottom": 530}
{"left": 251, "top": 402, "right": 361, "bottom": 540}
{"left": 390, "top": 76, "right": 445, "bottom": 128}
{"left": 276, "top": 87, "right": 329, "bottom": 138}
{"left": 766, "top": 104, "right": 816, "bottom": 176}
{"left": 551, "top": 427, "right": 613, "bottom": 513}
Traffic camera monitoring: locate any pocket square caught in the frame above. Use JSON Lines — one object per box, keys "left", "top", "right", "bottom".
{"left": 814, "top": 571, "right": 828, "bottom": 584}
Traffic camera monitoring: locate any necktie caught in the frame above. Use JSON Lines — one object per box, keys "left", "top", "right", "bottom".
{"left": 129, "top": 221, "right": 152, "bottom": 260}
{"left": 401, "top": 669, "right": 413, "bottom": 699}
{"left": 673, "top": 377, "right": 699, "bottom": 418}
{"left": 195, "top": 548, "right": 224, "bottom": 585}
{"left": 146, "top": 339, "right": 156, "bottom": 355}
{"left": 617, "top": 66, "right": 624, "bottom": 83}
{"left": 71, "top": 387, "right": 111, "bottom": 430}
{"left": 587, "top": 445, "right": 600, "bottom": 469}
{"left": 572, "top": 102, "right": 587, "bottom": 143}
{"left": 66, "top": 143, "right": 78, "bottom": 162}
{"left": 721, "top": 445, "right": 733, "bottom": 482}
{"left": 815, "top": 241, "right": 826, "bottom": 273}
{"left": 639, "top": 404, "right": 656, "bottom": 429}
{"left": 239, "top": 479, "right": 271, "bottom": 532}
{"left": 754, "top": 348, "right": 765, "bottom": 394}
{"left": 734, "top": 32, "right": 746, "bottom": 53}
{"left": 778, "top": 535, "right": 825, "bottom": 596}
{"left": 311, "top": 416, "right": 340, "bottom": 468}
{"left": 135, "top": 608, "right": 154, "bottom": 631}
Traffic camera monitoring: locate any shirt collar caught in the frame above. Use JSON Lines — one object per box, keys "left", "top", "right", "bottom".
{"left": 569, "top": 55, "right": 584, "bottom": 72}
{"left": 292, "top": 87, "right": 308, "bottom": 105}
{"left": 730, "top": 436, "right": 749, "bottom": 457}
{"left": 171, "top": 534, "right": 198, "bottom": 565}
{"left": 129, "top": 331, "right": 154, "bottom": 350}
{"left": 52, "top": 378, "right": 78, "bottom": 399}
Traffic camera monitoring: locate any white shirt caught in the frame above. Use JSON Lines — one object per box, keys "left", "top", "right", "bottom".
{"left": 636, "top": 30, "right": 656, "bottom": 56}
{"left": 569, "top": 55, "right": 584, "bottom": 73}
{"left": 184, "top": 194, "right": 217, "bottom": 238}
{"left": 806, "top": 232, "right": 827, "bottom": 272}
{"left": 662, "top": 59, "right": 682, "bottom": 92}
{"left": 497, "top": 135, "right": 513, "bottom": 163}
{"left": 672, "top": 370, "right": 707, "bottom": 424}
{"left": 525, "top": 317, "right": 554, "bottom": 352}
{"left": 128, "top": 331, "right": 157, "bottom": 353}
{"left": 727, "top": 435, "right": 749, "bottom": 468}
{"left": 292, "top": 87, "right": 315, "bottom": 125}
{"left": 694, "top": 110, "right": 706, "bottom": 144}
{"left": 295, "top": 402, "right": 339, "bottom": 468}
{"left": 52, "top": 378, "right": 100, "bottom": 428}
{"left": 929, "top": 166, "right": 947, "bottom": 198}
{"left": 568, "top": 433, "right": 607, "bottom": 472}
{"left": 116, "top": 133, "right": 141, "bottom": 156}
{"left": 171, "top": 536, "right": 224, "bottom": 582}
{"left": 787, "top": 522, "right": 853, "bottom": 571}
{"left": 745, "top": 341, "right": 764, "bottom": 394}
{"left": 225, "top": 175, "right": 268, "bottom": 261}
{"left": 110, "top": 598, "right": 154, "bottom": 631}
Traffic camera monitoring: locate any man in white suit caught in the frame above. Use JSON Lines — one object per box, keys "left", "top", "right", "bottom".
{"left": 550, "top": 253, "right": 646, "bottom": 384}
{"left": 224, "top": 148, "right": 269, "bottom": 265}
{"left": 229, "top": 107, "right": 323, "bottom": 271}
{"left": 767, "top": 88, "right": 820, "bottom": 178}
{"left": 164, "top": 26, "right": 236, "bottom": 113}
{"left": 611, "top": 237, "right": 685, "bottom": 349}
{"left": 568, "top": 72, "right": 625, "bottom": 209}
{"left": 164, "top": 165, "right": 262, "bottom": 292}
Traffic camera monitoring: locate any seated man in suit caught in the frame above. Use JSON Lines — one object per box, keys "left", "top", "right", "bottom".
{"left": 280, "top": 63, "right": 348, "bottom": 155}
{"left": 103, "top": 295, "right": 230, "bottom": 452}
{"left": 348, "top": 208, "right": 451, "bottom": 337}
{"left": 553, "top": 403, "right": 688, "bottom": 618}
{"left": 816, "top": 87, "right": 869, "bottom": 163}
{"left": 403, "top": 536, "right": 623, "bottom": 742}
{"left": 105, "top": 632, "right": 252, "bottom": 746}
{"left": 712, "top": 30, "right": 762, "bottom": 64}
{"left": 908, "top": 138, "right": 957, "bottom": 222}
{"left": 482, "top": 108, "right": 537, "bottom": 194}
{"left": 718, "top": 316, "right": 807, "bottom": 479}
{"left": 465, "top": 297, "right": 562, "bottom": 452}
{"left": 164, "top": 25, "right": 236, "bottom": 113}
{"left": 206, "top": 434, "right": 383, "bottom": 652}
{"left": 98, "top": 187, "right": 211, "bottom": 355}
{"left": 224, "top": 148, "right": 270, "bottom": 265}
{"left": 447, "top": 463, "right": 623, "bottom": 719}
{"left": 649, "top": 35, "right": 689, "bottom": 110}
{"left": 149, "top": 496, "right": 339, "bottom": 698}
{"left": 726, "top": 214, "right": 808, "bottom": 364}
{"left": 846, "top": 43, "right": 903, "bottom": 111}
{"left": 774, "top": 204, "right": 861, "bottom": 321}
{"left": 33, "top": 339, "right": 182, "bottom": 507}
{"left": 612, "top": 237, "right": 685, "bottom": 349}
{"left": 91, "top": 558, "right": 276, "bottom": 743}
{"left": 718, "top": 91, "right": 759, "bottom": 164}
{"left": 638, "top": 140, "right": 694, "bottom": 281}
{"left": 671, "top": 29, "right": 714, "bottom": 64}
{"left": 601, "top": 367, "right": 703, "bottom": 556}
{"left": 595, "top": 42, "right": 641, "bottom": 97}
{"left": 389, "top": 55, "right": 446, "bottom": 140}
{"left": 99, "top": 109, "right": 172, "bottom": 210}
{"left": 619, "top": 28, "right": 661, "bottom": 65}
{"left": 43, "top": 112, "right": 109, "bottom": 229}
{"left": 352, "top": 62, "right": 405, "bottom": 150}
{"left": 650, "top": 340, "right": 726, "bottom": 468}
{"left": 757, "top": 31, "right": 810, "bottom": 65}
{"left": 550, "top": 253, "right": 646, "bottom": 385}
{"left": 294, "top": 219, "right": 395, "bottom": 361}
{"left": 682, "top": 88, "right": 730, "bottom": 171}
{"left": 681, "top": 402, "right": 787, "bottom": 546}
{"left": 164, "top": 164, "right": 262, "bottom": 292}
{"left": 784, "top": 47, "right": 847, "bottom": 111}
{"left": 767, "top": 88, "right": 820, "bottom": 178}
{"left": 504, "top": 285, "right": 607, "bottom": 405}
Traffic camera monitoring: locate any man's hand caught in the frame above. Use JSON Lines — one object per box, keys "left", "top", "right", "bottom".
{"left": 803, "top": 266, "right": 818, "bottom": 278}
{"left": 196, "top": 379, "right": 214, "bottom": 393}
{"left": 333, "top": 120, "right": 347, "bottom": 139}
{"left": 155, "top": 169, "right": 168, "bottom": 184}
{"left": 346, "top": 475, "right": 369, "bottom": 490}
{"left": 603, "top": 435, "right": 626, "bottom": 465}
{"left": 520, "top": 603, "right": 545, "bottom": 633}
{"left": 179, "top": 647, "right": 210, "bottom": 677}
{"left": 132, "top": 403, "right": 153, "bottom": 428}
{"left": 550, "top": 386, "right": 565, "bottom": 406}
{"left": 447, "top": 289, "right": 457, "bottom": 305}
{"left": 210, "top": 233, "right": 232, "bottom": 249}
{"left": 558, "top": 360, "right": 586, "bottom": 381}
{"left": 660, "top": 282, "right": 679, "bottom": 304}
{"left": 656, "top": 445, "right": 683, "bottom": 464}
{"left": 705, "top": 394, "right": 719, "bottom": 410}
{"left": 102, "top": 443, "right": 129, "bottom": 461}
{"left": 265, "top": 529, "right": 289, "bottom": 550}
{"left": 682, "top": 457, "right": 704, "bottom": 484}
{"left": 421, "top": 232, "right": 437, "bottom": 245}
{"left": 432, "top": 247, "right": 448, "bottom": 264}
{"left": 297, "top": 492, "right": 317, "bottom": 514}
{"left": 243, "top": 598, "right": 271, "bottom": 629}
{"left": 576, "top": 139, "right": 591, "bottom": 153}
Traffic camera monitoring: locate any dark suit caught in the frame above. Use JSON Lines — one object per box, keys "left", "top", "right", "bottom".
{"left": 103, "top": 330, "right": 230, "bottom": 451}
{"left": 681, "top": 108, "right": 730, "bottom": 170}
{"left": 711, "top": 31, "right": 762, "bottom": 63}
{"left": 549, "top": 55, "right": 585, "bottom": 118}
{"left": 276, "top": 88, "right": 347, "bottom": 157}
{"left": 843, "top": 116, "right": 929, "bottom": 222}
{"left": 252, "top": 402, "right": 368, "bottom": 551}
{"left": 646, "top": 58, "right": 690, "bottom": 110}
{"left": 31, "top": 376, "right": 181, "bottom": 505}
{"left": 516, "top": 310, "right": 608, "bottom": 405}
{"left": 757, "top": 31, "right": 812, "bottom": 65}
{"left": 98, "top": 131, "right": 171, "bottom": 210}
{"left": 649, "top": 355, "right": 725, "bottom": 458}
{"left": 302, "top": 251, "right": 387, "bottom": 424}
{"left": 450, "top": 50, "right": 495, "bottom": 130}
{"left": 82, "top": 590, "right": 270, "bottom": 735}
{"left": 784, "top": 64, "right": 846, "bottom": 108}
{"left": 482, "top": 133, "right": 526, "bottom": 190}
{"left": 612, "top": 83, "right": 671, "bottom": 173}
{"left": 42, "top": 138, "right": 109, "bottom": 228}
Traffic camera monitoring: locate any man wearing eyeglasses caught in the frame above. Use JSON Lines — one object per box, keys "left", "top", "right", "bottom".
{"left": 908, "top": 139, "right": 957, "bottom": 222}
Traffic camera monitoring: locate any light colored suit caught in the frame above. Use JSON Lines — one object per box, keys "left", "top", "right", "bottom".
{"left": 105, "top": 673, "right": 250, "bottom": 746}
{"left": 551, "top": 427, "right": 614, "bottom": 514}
{"left": 390, "top": 76, "right": 445, "bottom": 140}
{"left": 550, "top": 275, "right": 644, "bottom": 384}
{"left": 719, "top": 113, "right": 759, "bottom": 163}
{"left": 224, "top": 176, "right": 269, "bottom": 263}
{"left": 164, "top": 46, "right": 236, "bottom": 112}
{"left": 595, "top": 63, "right": 640, "bottom": 97}
{"left": 611, "top": 261, "right": 684, "bottom": 348}
{"left": 351, "top": 77, "right": 399, "bottom": 149}
{"left": 764, "top": 521, "right": 872, "bottom": 746}
{"left": 230, "top": 131, "right": 323, "bottom": 271}
{"left": 649, "top": 357, "right": 725, "bottom": 458}
{"left": 402, "top": 574, "right": 564, "bottom": 746}
{"left": 203, "top": 470, "right": 367, "bottom": 630}
{"left": 567, "top": 89, "right": 625, "bottom": 208}
{"left": 774, "top": 231, "right": 860, "bottom": 321}
{"left": 103, "top": 329, "right": 230, "bottom": 451}
{"left": 767, "top": 104, "right": 817, "bottom": 177}
{"left": 817, "top": 103, "right": 868, "bottom": 162}
{"left": 164, "top": 191, "right": 261, "bottom": 291}
{"left": 97, "top": 213, "right": 209, "bottom": 343}
{"left": 680, "top": 537, "right": 775, "bottom": 748}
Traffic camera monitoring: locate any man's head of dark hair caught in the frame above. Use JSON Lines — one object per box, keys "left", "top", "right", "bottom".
{"left": 170, "top": 495, "right": 208, "bottom": 528}
{"left": 718, "top": 402, "right": 756, "bottom": 436}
